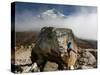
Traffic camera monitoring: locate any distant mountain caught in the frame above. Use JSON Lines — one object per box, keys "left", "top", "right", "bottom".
{"left": 38, "top": 9, "right": 66, "bottom": 19}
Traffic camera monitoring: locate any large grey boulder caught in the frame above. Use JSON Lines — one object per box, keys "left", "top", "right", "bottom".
{"left": 82, "top": 51, "right": 96, "bottom": 65}
{"left": 77, "top": 49, "right": 97, "bottom": 69}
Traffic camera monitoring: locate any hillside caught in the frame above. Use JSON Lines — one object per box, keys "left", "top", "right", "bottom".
{"left": 15, "top": 32, "right": 97, "bottom": 49}
{"left": 75, "top": 38, "right": 97, "bottom": 49}
{"left": 15, "top": 32, "right": 38, "bottom": 46}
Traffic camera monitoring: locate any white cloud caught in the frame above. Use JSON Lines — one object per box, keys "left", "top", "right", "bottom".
{"left": 15, "top": 8, "right": 97, "bottom": 40}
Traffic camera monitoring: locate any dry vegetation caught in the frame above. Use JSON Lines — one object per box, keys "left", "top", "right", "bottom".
{"left": 15, "top": 32, "right": 38, "bottom": 46}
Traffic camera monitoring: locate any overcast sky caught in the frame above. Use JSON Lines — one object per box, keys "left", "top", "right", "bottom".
{"left": 14, "top": 2, "right": 97, "bottom": 40}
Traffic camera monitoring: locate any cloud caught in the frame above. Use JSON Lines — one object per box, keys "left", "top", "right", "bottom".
{"left": 15, "top": 8, "right": 97, "bottom": 40}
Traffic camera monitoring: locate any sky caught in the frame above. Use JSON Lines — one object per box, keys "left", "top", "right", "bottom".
{"left": 14, "top": 2, "right": 97, "bottom": 40}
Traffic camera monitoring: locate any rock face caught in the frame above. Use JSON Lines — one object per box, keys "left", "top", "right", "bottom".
{"left": 55, "top": 28, "right": 77, "bottom": 53}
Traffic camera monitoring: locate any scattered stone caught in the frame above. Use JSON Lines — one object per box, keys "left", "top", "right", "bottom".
{"left": 44, "top": 61, "right": 58, "bottom": 71}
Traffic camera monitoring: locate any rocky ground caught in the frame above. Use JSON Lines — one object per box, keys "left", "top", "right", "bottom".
{"left": 11, "top": 45, "right": 97, "bottom": 73}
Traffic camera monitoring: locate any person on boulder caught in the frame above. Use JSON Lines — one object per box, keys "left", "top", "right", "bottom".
{"left": 67, "top": 42, "right": 72, "bottom": 54}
